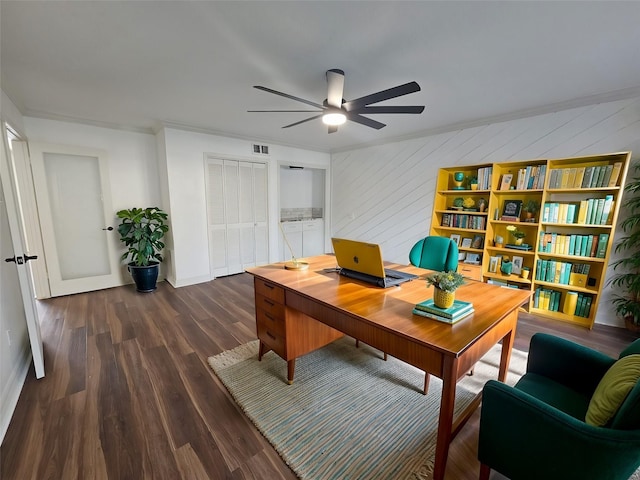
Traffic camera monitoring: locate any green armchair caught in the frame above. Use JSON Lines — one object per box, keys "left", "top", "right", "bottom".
{"left": 478, "top": 333, "right": 640, "bottom": 480}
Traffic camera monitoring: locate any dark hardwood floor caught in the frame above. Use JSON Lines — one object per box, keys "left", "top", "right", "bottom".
{"left": 1, "top": 274, "right": 636, "bottom": 479}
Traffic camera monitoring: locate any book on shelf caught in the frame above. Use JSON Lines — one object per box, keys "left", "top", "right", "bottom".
{"left": 412, "top": 307, "right": 474, "bottom": 324}
{"left": 608, "top": 162, "right": 623, "bottom": 187}
{"left": 414, "top": 298, "right": 473, "bottom": 319}
{"left": 505, "top": 243, "right": 532, "bottom": 251}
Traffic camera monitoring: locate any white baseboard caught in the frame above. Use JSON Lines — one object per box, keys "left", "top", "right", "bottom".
{"left": 0, "top": 346, "right": 31, "bottom": 444}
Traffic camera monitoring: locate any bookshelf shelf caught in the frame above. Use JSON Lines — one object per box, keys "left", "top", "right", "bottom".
{"left": 430, "top": 152, "right": 631, "bottom": 328}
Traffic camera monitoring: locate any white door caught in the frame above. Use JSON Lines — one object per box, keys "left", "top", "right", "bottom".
{"left": 1, "top": 127, "right": 44, "bottom": 378}
{"left": 29, "top": 143, "right": 121, "bottom": 296}
{"left": 206, "top": 158, "right": 268, "bottom": 277}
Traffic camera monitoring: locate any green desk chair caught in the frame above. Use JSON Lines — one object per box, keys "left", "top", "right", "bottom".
{"left": 408, "top": 236, "right": 459, "bottom": 272}
{"left": 408, "top": 236, "right": 460, "bottom": 393}
{"left": 355, "top": 236, "right": 459, "bottom": 393}
{"left": 478, "top": 333, "right": 640, "bottom": 480}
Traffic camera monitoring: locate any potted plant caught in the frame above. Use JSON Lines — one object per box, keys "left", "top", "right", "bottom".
{"left": 610, "top": 162, "right": 640, "bottom": 332}
{"left": 452, "top": 197, "right": 464, "bottom": 210}
{"left": 523, "top": 200, "right": 539, "bottom": 222}
{"left": 468, "top": 175, "right": 478, "bottom": 190}
{"left": 116, "top": 207, "right": 169, "bottom": 292}
{"left": 506, "top": 225, "right": 526, "bottom": 245}
{"left": 426, "top": 271, "right": 465, "bottom": 309}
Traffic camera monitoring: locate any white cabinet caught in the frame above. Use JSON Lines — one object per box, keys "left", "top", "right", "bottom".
{"left": 280, "top": 219, "right": 324, "bottom": 261}
{"left": 302, "top": 219, "right": 324, "bottom": 256}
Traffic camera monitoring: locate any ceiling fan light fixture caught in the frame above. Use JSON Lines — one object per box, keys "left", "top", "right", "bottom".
{"left": 322, "top": 110, "right": 346, "bottom": 126}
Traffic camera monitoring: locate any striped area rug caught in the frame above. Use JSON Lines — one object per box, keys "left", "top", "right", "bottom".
{"left": 209, "top": 337, "right": 527, "bottom": 480}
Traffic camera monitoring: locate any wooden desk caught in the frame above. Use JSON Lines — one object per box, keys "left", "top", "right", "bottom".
{"left": 247, "top": 255, "right": 530, "bottom": 480}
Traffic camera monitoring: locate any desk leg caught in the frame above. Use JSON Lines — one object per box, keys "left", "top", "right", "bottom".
{"left": 497, "top": 312, "right": 517, "bottom": 382}
{"left": 287, "top": 359, "right": 296, "bottom": 385}
{"left": 433, "top": 356, "right": 458, "bottom": 480}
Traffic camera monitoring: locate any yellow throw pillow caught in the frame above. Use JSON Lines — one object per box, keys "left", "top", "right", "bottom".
{"left": 586, "top": 354, "right": 640, "bottom": 426}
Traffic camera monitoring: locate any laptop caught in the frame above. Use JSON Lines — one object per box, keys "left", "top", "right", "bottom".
{"left": 331, "top": 237, "right": 419, "bottom": 288}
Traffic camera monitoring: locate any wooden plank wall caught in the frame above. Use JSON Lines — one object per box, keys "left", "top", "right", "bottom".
{"left": 331, "top": 96, "right": 640, "bottom": 327}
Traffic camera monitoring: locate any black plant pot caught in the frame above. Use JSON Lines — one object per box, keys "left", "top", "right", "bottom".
{"left": 128, "top": 262, "right": 159, "bottom": 293}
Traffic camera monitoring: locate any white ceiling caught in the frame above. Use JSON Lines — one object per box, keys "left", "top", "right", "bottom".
{"left": 2, "top": 1, "right": 640, "bottom": 153}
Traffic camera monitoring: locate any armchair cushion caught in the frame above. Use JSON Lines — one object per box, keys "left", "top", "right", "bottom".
{"left": 516, "top": 373, "right": 591, "bottom": 420}
{"left": 586, "top": 354, "right": 640, "bottom": 427}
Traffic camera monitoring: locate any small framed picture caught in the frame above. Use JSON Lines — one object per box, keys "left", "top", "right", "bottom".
{"left": 458, "top": 252, "right": 467, "bottom": 262}
{"left": 450, "top": 234, "right": 461, "bottom": 246}
{"left": 512, "top": 256, "right": 523, "bottom": 275}
{"left": 500, "top": 173, "right": 513, "bottom": 191}
{"left": 464, "top": 253, "right": 480, "bottom": 264}
{"left": 471, "top": 234, "right": 484, "bottom": 249}
{"left": 488, "top": 256, "right": 500, "bottom": 273}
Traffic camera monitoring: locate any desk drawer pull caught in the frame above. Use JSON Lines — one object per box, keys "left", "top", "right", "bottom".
{"left": 263, "top": 282, "right": 274, "bottom": 290}
{"left": 266, "top": 331, "right": 276, "bottom": 340}
{"left": 265, "top": 313, "right": 275, "bottom": 322}
{"left": 263, "top": 299, "right": 275, "bottom": 306}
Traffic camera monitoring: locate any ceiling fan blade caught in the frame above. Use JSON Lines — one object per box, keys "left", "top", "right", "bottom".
{"left": 328, "top": 125, "right": 338, "bottom": 134}
{"left": 254, "top": 86, "right": 324, "bottom": 109}
{"left": 326, "top": 69, "right": 345, "bottom": 108}
{"left": 248, "top": 110, "right": 322, "bottom": 113}
{"left": 348, "top": 105, "right": 425, "bottom": 115}
{"left": 347, "top": 113, "right": 386, "bottom": 130}
{"left": 343, "top": 81, "right": 421, "bottom": 111}
{"left": 282, "top": 114, "right": 323, "bottom": 129}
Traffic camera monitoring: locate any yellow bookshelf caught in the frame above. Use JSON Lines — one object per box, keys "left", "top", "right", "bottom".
{"left": 431, "top": 152, "right": 631, "bottom": 328}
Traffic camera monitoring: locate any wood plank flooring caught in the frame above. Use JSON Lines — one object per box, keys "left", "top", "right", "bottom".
{"left": 2, "top": 274, "right": 637, "bottom": 479}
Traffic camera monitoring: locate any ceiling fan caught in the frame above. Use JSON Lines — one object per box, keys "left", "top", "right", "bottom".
{"left": 248, "top": 69, "right": 425, "bottom": 133}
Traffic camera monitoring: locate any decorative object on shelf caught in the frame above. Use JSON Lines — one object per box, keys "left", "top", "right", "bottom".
{"left": 477, "top": 197, "right": 488, "bottom": 212}
{"left": 463, "top": 197, "right": 476, "bottom": 211}
{"left": 511, "top": 256, "right": 523, "bottom": 275}
{"left": 452, "top": 197, "right": 464, "bottom": 210}
{"left": 501, "top": 200, "right": 523, "bottom": 221}
{"left": 521, "top": 266, "right": 531, "bottom": 280}
{"left": 500, "top": 173, "right": 513, "bottom": 191}
{"left": 500, "top": 256, "right": 513, "bottom": 275}
{"left": 471, "top": 234, "right": 484, "bottom": 249}
{"left": 426, "top": 271, "right": 465, "bottom": 309}
{"left": 609, "top": 161, "right": 640, "bottom": 331}
{"left": 523, "top": 199, "right": 539, "bottom": 222}
{"left": 452, "top": 171, "right": 465, "bottom": 190}
{"left": 507, "top": 225, "right": 526, "bottom": 245}
{"left": 494, "top": 235, "right": 504, "bottom": 248}
{"left": 469, "top": 176, "right": 478, "bottom": 190}
{"left": 116, "top": 206, "right": 169, "bottom": 293}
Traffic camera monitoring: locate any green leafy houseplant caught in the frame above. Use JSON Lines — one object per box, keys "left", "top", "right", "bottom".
{"left": 426, "top": 271, "right": 465, "bottom": 293}
{"left": 117, "top": 207, "right": 169, "bottom": 266}
{"left": 523, "top": 199, "right": 539, "bottom": 214}
{"left": 610, "top": 162, "right": 640, "bottom": 328}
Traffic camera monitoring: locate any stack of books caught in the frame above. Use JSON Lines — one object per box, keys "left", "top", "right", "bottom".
{"left": 413, "top": 298, "right": 474, "bottom": 324}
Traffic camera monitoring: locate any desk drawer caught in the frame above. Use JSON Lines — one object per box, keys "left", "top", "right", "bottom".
{"left": 257, "top": 323, "right": 286, "bottom": 357}
{"left": 256, "top": 306, "right": 286, "bottom": 336}
{"left": 254, "top": 279, "right": 285, "bottom": 303}
{"left": 255, "top": 293, "right": 285, "bottom": 317}
{"left": 459, "top": 263, "right": 482, "bottom": 281}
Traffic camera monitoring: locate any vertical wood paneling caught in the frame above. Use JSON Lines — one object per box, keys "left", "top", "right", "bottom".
{"left": 331, "top": 96, "right": 640, "bottom": 327}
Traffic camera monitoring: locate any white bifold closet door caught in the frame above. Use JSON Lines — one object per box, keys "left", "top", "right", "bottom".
{"left": 206, "top": 158, "right": 268, "bottom": 278}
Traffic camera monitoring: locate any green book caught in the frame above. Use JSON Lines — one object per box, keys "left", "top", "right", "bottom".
{"left": 412, "top": 307, "right": 474, "bottom": 324}
{"left": 596, "top": 233, "right": 609, "bottom": 258}
{"left": 414, "top": 298, "right": 473, "bottom": 319}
